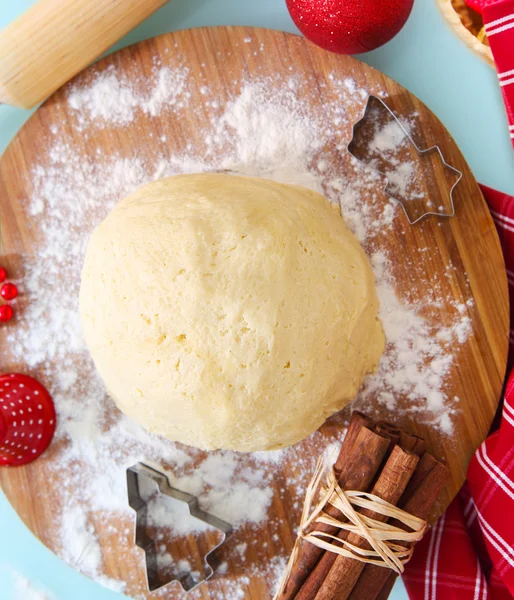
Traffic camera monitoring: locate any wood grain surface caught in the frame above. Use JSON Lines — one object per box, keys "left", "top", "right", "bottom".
{"left": 0, "top": 27, "right": 509, "bottom": 599}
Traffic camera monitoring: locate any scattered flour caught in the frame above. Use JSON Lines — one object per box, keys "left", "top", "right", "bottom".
{"left": 1, "top": 58, "right": 474, "bottom": 598}
{"left": 212, "top": 81, "right": 324, "bottom": 190}
{"left": 67, "top": 65, "right": 190, "bottom": 126}
{"left": 177, "top": 559, "right": 192, "bottom": 573}
{"left": 356, "top": 251, "right": 467, "bottom": 431}
{"left": 364, "top": 105, "right": 429, "bottom": 206}
{"left": 139, "top": 453, "right": 274, "bottom": 533}
{"left": 369, "top": 119, "right": 406, "bottom": 153}
{"left": 385, "top": 161, "right": 416, "bottom": 198}
{"left": 157, "top": 553, "right": 174, "bottom": 569}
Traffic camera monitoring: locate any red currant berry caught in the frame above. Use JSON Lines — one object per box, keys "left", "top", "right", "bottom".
{"left": 0, "top": 267, "right": 6, "bottom": 283}
{"left": 0, "top": 305, "right": 13, "bottom": 322}
{"left": 1, "top": 282, "right": 18, "bottom": 301}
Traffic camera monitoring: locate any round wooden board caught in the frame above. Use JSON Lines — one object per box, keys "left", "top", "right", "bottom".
{"left": 0, "top": 26, "right": 509, "bottom": 599}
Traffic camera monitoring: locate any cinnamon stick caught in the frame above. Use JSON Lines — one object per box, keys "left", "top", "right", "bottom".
{"left": 375, "top": 576, "right": 395, "bottom": 600}
{"left": 374, "top": 422, "right": 400, "bottom": 455}
{"left": 375, "top": 421, "right": 425, "bottom": 457}
{"left": 309, "top": 446, "right": 420, "bottom": 600}
{"left": 278, "top": 426, "right": 389, "bottom": 600}
{"left": 333, "top": 412, "right": 372, "bottom": 477}
{"left": 399, "top": 431, "right": 426, "bottom": 457}
{"left": 400, "top": 452, "right": 443, "bottom": 504}
{"left": 293, "top": 422, "right": 406, "bottom": 600}
{"left": 297, "top": 446, "right": 419, "bottom": 599}
{"left": 375, "top": 421, "right": 401, "bottom": 438}
{"left": 347, "top": 454, "right": 450, "bottom": 600}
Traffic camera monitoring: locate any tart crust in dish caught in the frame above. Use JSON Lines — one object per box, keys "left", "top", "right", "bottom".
{"left": 437, "top": 0, "right": 493, "bottom": 66}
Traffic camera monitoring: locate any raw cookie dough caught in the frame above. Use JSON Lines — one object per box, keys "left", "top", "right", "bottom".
{"left": 80, "top": 173, "right": 384, "bottom": 451}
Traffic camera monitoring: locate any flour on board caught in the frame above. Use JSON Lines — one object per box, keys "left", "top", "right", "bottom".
{"left": 2, "top": 59, "right": 473, "bottom": 598}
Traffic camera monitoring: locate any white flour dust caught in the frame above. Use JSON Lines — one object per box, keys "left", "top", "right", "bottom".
{"left": 364, "top": 111, "right": 426, "bottom": 202}
{"left": 67, "top": 65, "right": 190, "bottom": 126}
{"left": 2, "top": 54, "right": 473, "bottom": 599}
{"left": 369, "top": 120, "right": 406, "bottom": 153}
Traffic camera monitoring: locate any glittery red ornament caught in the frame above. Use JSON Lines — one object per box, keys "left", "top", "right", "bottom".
{"left": 286, "top": 0, "right": 414, "bottom": 55}
{"left": 1, "top": 282, "right": 18, "bottom": 301}
{"left": 0, "top": 305, "right": 13, "bottom": 322}
{"left": 0, "top": 268, "right": 6, "bottom": 283}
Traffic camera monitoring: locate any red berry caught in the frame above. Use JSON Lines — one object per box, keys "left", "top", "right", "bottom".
{"left": 0, "top": 305, "right": 13, "bottom": 322}
{"left": 1, "top": 282, "right": 18, "bottom": 301}
{"left": 0, "top": 267, "right": 6, "bottom": 283}
{"left": 0, "top": 373, "right": 56, "bottom": 466}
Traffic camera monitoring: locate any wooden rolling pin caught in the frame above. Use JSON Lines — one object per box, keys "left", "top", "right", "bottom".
{"left": 0, "top": 0, "right": 169, "bottom": 109}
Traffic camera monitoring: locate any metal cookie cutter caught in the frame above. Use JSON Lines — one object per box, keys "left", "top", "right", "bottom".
{"left": 348, "top": 95, "right": 463, "bottom": 225}
{"left": 127, "top": 462, "right": 232, "bottom": 593}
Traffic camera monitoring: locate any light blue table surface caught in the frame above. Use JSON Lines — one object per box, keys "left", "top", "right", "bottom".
{"left": 0, "top": 1, "right": 512, "bottom": 598}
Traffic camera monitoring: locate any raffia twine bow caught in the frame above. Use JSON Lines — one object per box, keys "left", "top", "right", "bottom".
{"left": 273, "top": 458, "right": 427, "bottom": 600}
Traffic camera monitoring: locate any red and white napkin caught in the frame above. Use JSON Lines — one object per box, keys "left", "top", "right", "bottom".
{"left": 402, "top": 185, "right": 514, "bottom": 598}
{"left": 403, "top": 2, "right": 514, "bottom": 593}
{"left": 484, "top": 0, "right": 514, "bottom": 147}
{"left": 466, "top": 0, "right": 514, "bottom": 147}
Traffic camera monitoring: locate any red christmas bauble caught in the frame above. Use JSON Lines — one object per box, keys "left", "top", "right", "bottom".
{"left": 286, "top": 0, "right": 414, "bottom": 55}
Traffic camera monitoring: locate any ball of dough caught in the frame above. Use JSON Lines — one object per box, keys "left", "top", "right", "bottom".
{"left": 80, "top": 174, "right": 384, "bottom": 451}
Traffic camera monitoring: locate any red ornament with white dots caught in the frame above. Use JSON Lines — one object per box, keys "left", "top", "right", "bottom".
{"left": 286, "top": 0, "right": 414, "bottom": 55}
{"left": 0, "top": 374, "right": 57, "bottom": 466}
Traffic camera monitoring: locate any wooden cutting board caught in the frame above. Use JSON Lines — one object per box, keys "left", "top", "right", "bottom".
{"left": 0, "top": 26, "right": 509, "bottom": 599}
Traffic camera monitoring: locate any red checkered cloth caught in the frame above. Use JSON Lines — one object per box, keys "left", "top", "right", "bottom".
{"left": 484, "top": 1, "right": 514, "bottom": 146}
{"left": 402, "top": 185, "right": 514, "bottom": 599}
{"left": 465, "top": 0, "right": 514, "bottom": 146}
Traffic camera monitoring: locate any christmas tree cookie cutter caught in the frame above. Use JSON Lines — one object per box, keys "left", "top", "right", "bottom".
{"left": 127, "top": 462, "right": 232, "bottom": 592}
{"left": 348, "top": 95, "right": 463, "bottom": 225}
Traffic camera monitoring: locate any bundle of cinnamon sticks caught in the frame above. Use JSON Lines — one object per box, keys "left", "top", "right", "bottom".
{"left": 276, "top": 411, "right": 450, "bottom": 600}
